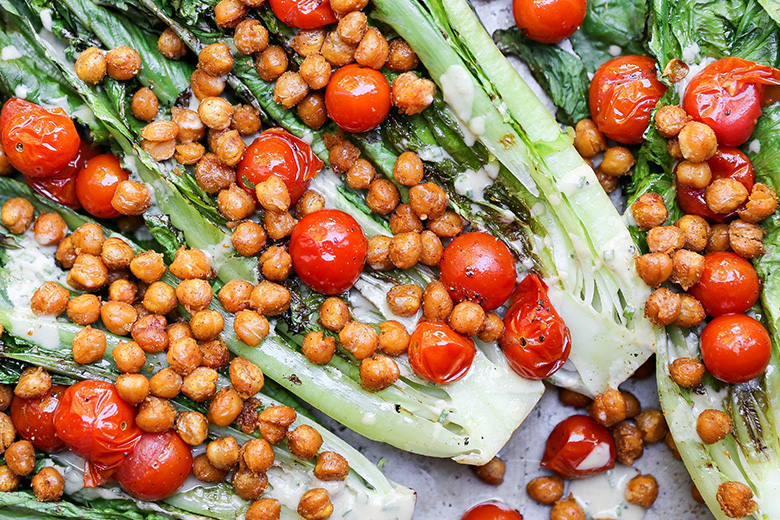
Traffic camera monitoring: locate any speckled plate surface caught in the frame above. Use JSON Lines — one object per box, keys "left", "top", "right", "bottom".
{"left": 318, "top": 2, "right": 717, "bottom": 518}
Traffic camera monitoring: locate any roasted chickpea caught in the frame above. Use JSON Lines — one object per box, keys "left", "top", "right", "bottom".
{"left": 112, "top": 180, "right": 152, "bottom": 216}
{"left": 292, "top": 29, "right": 326, "bottom": 57}
{"left": 314, "top": 451, "right": 349, "bottom": 482}
{"left": 654, "top": 105, "right": 690, "bottom": 137}
{"left": 198, "top": 42, "right": 234, "bottom": 76}
{"left": 321, "top": 31, "right": 356, "bottom": 67}
{"left": 274, "top": 71, "right": 309, "bottom": 109}
{"left": 194, "top": 453, "right": 229, "bottom": 483}
{"left": 71, "top": 325, "right": 107, "bottom": 365}
{"left": 215, "top": 0, "right": 248, "bottom": 28}
{"left": 0, "top": 465, "right": 19, "bottom": 492}
{"left": 231, "top": 221, "right": 267, "bottom": 257}
{"left": 613, "top": 420, "right": 644, "bottom": 466}
{"left": 318, "top": 297, "right": 350, "bottom": 332}
{"left": 427, "top": 211, "right": 464, "bottom": 238}
{"left": 676, "top": 160, "right": 712, "bottom": 189}
{"left": 31, "top": 467, "right": 64, "bottom": 502}
{"left": 142, "top": 281, "right": 177, "bottom": 314}
{"left": 246, "top": 498, "right": 282, "bottom": 520}
{"left": 670, "top": 249, "right": 704, "bottom": 290}
{"left": 667, "top": 137, "right": 683, "bottom": 160}
{"left": 390, "top": 204, "right": 423, "bottom": 234}
{"left": 391, "top": 152, "right": 424, "bottom": 187}
{"left": 115, "top": 373, "right": 150, "bottom": 405}
{"left": 229, "top": 357, "right": 264, "bottom": 399}
{"left": 449, "top": 301, "right": 485, "bottom": 336}
{"left": 158, "top": 28, "right": 187, "bottom": 60}
{"left": 738, "top": 182, "right": 778, "bottom": 223}
{"left": 255, "top": 45, "right": 288, "bottom": 82}
{"left": 329, "top": 140, "right": 361, "bottom": 174}
{"left": 675, "top": 214, "right": 710, "bottom": 252}
{"left": 182, "top": 367, "right": 219, "bottom": 402}
{"left": 366, "top": 235, "right": 393, "bottom": 270}
{"left": 298, "top": 488, "right": 334, "bottom": 520}
{"left": 345, "top": 158, "right": 375, "bottom": 190}
{"left": 600, "top": 146, "right": 636, "bottom": 177}
{"left": 526, "top": 476, "right": 564, "bottom": 505}
{"left": 409, "top": 182, "right": 447, "bottom": 220}
{"left": 389, "top": 231, "right": 422, "bottom": 269}
{"left": 206, "top": 435, "right": 240, "bottom": 471}
{"left": 172, "top": 106, "right": 207, "bottom": 143}
{"left": 106, "top": 46, "right": 141, "bottom": 81}
{"left": 234, "top": 309, "right": 270, "bottom": 347}
{"left": 707, "top": 178, "right": 750, "bottom": 214}
{"left": 176, "top": 278, "right": 214, "bottom": 313}
{"left": 646, "top": 226, "right": 686, "bottom": 255}
{"left": 130, "top": 87, "right": 159, "bottom": 122}
{"left": 329, "top": 0, "right": 368, "bottom": 14}
{"left": 264, "top": 210, "right": 296, "bottom": 240}
{"left": 132, "top": 314, "right": 169, "bottom": 353}
{"left": 176, "top": 411, "right": 209, "bottom": 446}
{"left": 112, "top": 340, "right": 145, "bottom": 374}
{"left": 706, "top": 223, "right": 730, "bottom": 252}
{"left": 218, "top": 184, "right": 256, "bottom": 222}
{"left": 14, "top": 367, "right": 50, "bottom": 400}
{"left": 595, "top": 167, "right": 619, "bottom": 193}
{"left": 250, "top": 281, "right": 291, "bottom": 316}
{"left": 635, "top": 408, "right": 668, "bottom": 443}
{"left": 208, "top": 387, "right": 244, "bottom": 427}
{"left": 234, "top": 19, "right": 269, "bottom": 55}
{"left": 558, "top": 389, "right": 592, "bottom": 409}
{"left": 101, "top": 237, "right": 135, "bottom": 270}
{"left": 233, "top": 468, "right": 269, "bottom": 500}
{"left": 669, "top": 357, "right": 705, "bottom": 388}
{"left": 136, "top": 396, "right": 176, "bottom": 433}
{"left": 631, "top": 192, "right": 668, "bottom": 229}
{"left": 75, "top": 46, "right": 107, "bottom": 84}
{"left": 287, "top": 424, "right": 323, "bottom": 460}
{"left": 386, "top": 38, "right": 418, "bottom": 72}
{"left": 198, "top": 96, "right": 235, "bottom": 131}
{"left": 729, "top": 219, "right": 765, "bottom": 259}
{"left": 32, "top": 212, "right": 67, "bottom": 246}
{"left": 148, "top": 366, "right": 182, "bottom": 400}
{"left": 5, "top": 440, "right": 34, "bottom": 476}
{"left": 573, "top": 119, "right": 607, "bottom": 158}
{"left": 385, "top": 284, "right": 422, "bottom": 318}
{"left": 634, "top": 252, "right": 673, "bottom": 287}
{"left": 167, "top": 337, "right": 204, "bottom": 375}
{"left": 337, "top": 11, "right": 368, "bottom": 45}
{"left": 697, "top": 409, "right": 732, "bottom": 444}
{"left": 101, "top": 301, "right": 138, "bottom": 335}
{"left": 219, "top": 279, "right": 254, "bottom": 313}
{"left": 299, "top": 55, "right": 332, "bottom": 90}
{"left": 716, "top": 481, "right": 757, "bottom": 518}
{"left": 68, "top": 254, "right": 109, "bottom": 292}
{"left": 231, "top": 105, "right": 262, "bottom": 136}
{"left": 477, "top": 312, "right": 505, "bottom": 342}
{"left": 256, "top": 175, "right": 291, "bottom": 213}
{"left": 355, "top": 27, "right": 389, "bottom": 70}
{"left": 199, "top": 338, "right": 231, "bottom": 370}
{"left": 0, "top": 385, "right": 12, "bottom": 412}
{"left": 674, "top": 294, "right": 706, "bottom": 328}
{"left": 142, "top": 137, "right": 177, "bottom": 161}
{"left": 215, "top": 129, "right": 247, "bottom": 167}
{"left": 550, "top": 495, "right": 585, "bottom": 520}
{"left": 0, "top": 412, "right": 13, "bottom": 454}
{"left": 168, "top": 321, "right": 193, "bottom": 343}
{"left": 73, "top": 221, "right": 107, "bottom": 255}
{"left": 422, "top": 280, "right": 454, "bottom": 322}
{"left": 56, "top": 235, "right": 77, "bottom": 269}
{"left": 360, "top": 355, "right": 400, "bottom": 392}
{"left": 302, "top": 331, "right": 337, "bottom": 364}
{"left": 644, "top": 287, "right": 681, "bottom": 326}
{"left": 419, "top": 230, "right": 444, "bottom": 267}
{"left": 625, "top": 474, "right": 659, "bottom": 509}
{"left": 589, "top": 387, "right": 627, "bottom": 427}
{"left": 679, "top": 121, "right": 718, "bottom": 162}
{"left": 257, "top": 404, "right": 294, "bottom": 444}
{"left": 378, "top": 321, "right": 410, "bottom": 355}
{"left": 1, "top": 197, "right": 34, "bottom": 234}
{"left": 30, "top": 282, "right": 69, "bottom": 317}
{"left": 339, "top": 321, "right": 378, "bottom": 360}
{"left": 297, "top": 92, "right": 328, "bottom": 130}
{"left": 391, "top": 72, "right": 436, "bottom": 115}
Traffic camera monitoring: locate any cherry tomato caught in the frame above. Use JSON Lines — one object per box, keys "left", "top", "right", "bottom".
{"left": 512, "top": 0, "right": 587, "bottom": 44}
{"left": 268, "top": 0, "right": 336, "bottom": 29}
{"left": 75, "top": 154, "right": 130, "bottom": 219}
{"left": 54, "top": 380, "right": 142, "bottom": 487}
{"left": 237, "top": 128, "right": 323, "bottom": 204}
{"left": 683, "top": 58, "right": 780, "bottom": 147}
{"left": 541, "top": 415, "right": 616, "bottom": 479}
{"left": 408, "top": 321, "right": 476, "bottom": 384}
{"left": 500, "top": 274, "right": 571, "bottom": 380}
{"left": 461, "top": 501, "right": 524, "bottom": 520}
{"left": 325, "top": 64, "right": 392, "bottom": 133}
{"left": 700, "top": 314, "right": 771, "bottom": 383}
{"left": 676, "top": 147, "right": 755, "bottom": 223}
{"left": 0, "top": 98, "right": 81, "bottom": 178}
{"left": 439, "top": 232, "right": 517, "bottom": 311}
{"left": 26, "top": 141, "right": 100, "bottom": 209}
{"left": 589, "top": 55, "right": 667, "bottom": 145}
{"left": 289, "top": 209, "right": 368, "bottom": 295}
{"left": 116, "top": 430, "right": 193, "bottom": 501}
{"left": 9, "top": 385, "right": 67, "bottom": 453}
{"left": 688, "top": 252, "right": 760, "bottom": 317}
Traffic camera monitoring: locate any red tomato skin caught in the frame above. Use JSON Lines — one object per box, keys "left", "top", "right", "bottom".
{"left": 500, "top": 274, "right": 571, "bottom": 380}
{"left": 289, "top": 209, "right": 368, "bottom": 295}
{"left": 0, "top": 98, "right": 81, "bottom": 178}
{"left": 683, "top": 57, "right": 780, "bottom": 146}
{"left": 26, "top": 141, "right": 100, "bottom": 209}
{"left": 54, "top": 380, "right": 142, "bottom": 487}
{"left": 76, "top": 154, "right": 130, "bottom": 219}
{"left": 461, "top": 501, "right": 524, "bottom": 520}
{"left": 700, "top": 314, "right": 771, "bottom": 383}
{"left": 268, "top": 0, "right": 336, "bottom": 29}
{"left": 325, "top": 64, "right": 392, "bottom": 133}
{"left": 9, "top": 385, "right": 67, "bottom": 453}
{"left": 439, "top": 232, "right": 517, "bottom": 311}
{"left": 676, "top": 147, "right": 755, "bottom": 223}
{"left": 688, "top": 252, "right": 760, "bottom": 317}
{"left": 512, "top": 0, "right": 587, "bottom": 44}
{"left": 589, "top": 55, "right": 667, "bottom": 144}
{"left": 541, "top": 415, "right": 616, "bottom": 478}
{"left": 408, "top": 321, "right": 476, "bottom": 384}
{"left": 116, "top": 431, "right": 193, "bottom": 501}
{"left": 237, "top": 128, "right": 323, "bottom": 204}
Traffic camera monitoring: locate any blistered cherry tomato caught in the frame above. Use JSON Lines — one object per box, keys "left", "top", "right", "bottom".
{"left": 76, "top": 154, "right": 130, "bottom": 219}
{"left": 700, "top": 314, "right": 771, "bottom": 383}
{"left": 325, "top": 64, "right": 392, "bottom": 133}
{"left": 589, "top": 55, "right": 667, "bottom": 144}
{"left": 54, "top": 380, "right": 142, "bottom": 487}
{"left": 26, "top": 141, "right": 100, "bottom": 209}
{"left": 500, "top": 274, "right": 571, "bottom": 380}
{"left": 289, "top": 209, "right": 368, "bottom": 295}
{"left": 116, "top": 430, "right": 193, "bottom": 501}
{"left": 237, "top": 128, "right": 323, "bottom": 204}
{"left": 676, "top": 147, "right": 755, "bottom": 223}
{"left": 541, "top": 415, "right": 616, "bottom": 479}
{"left": 683, "top": 57, "right": 780, "bottom": 147}
{"left": 461, "top": 501, "right": 524, "bottom": 520}
{"left": 512, "top": 0, "right": 587, "bottom": 44}
{"left": 0, "top": 98, "right": 81, "bottom": 178}
{"left": 9, "top": 385, "right": 67, "bottom": 453}
{"left": 439, "top": 232, "right": 516, "bottom": 311}
{"left": 268, "top": 0, "right": 336, "bottom": 29}
{"left": 408, "top": 321, "right": 476, "bottom": 384}
{"left": 688, "top": 252, "right": 760, "bottom": 317}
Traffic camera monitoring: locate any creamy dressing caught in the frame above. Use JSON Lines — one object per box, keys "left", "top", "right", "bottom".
{"left": 569, "top": 466, "right": 646, "bottom": 520}
{"left": 40, "top": 8, "right": 54, "bottom": 32}
{"left": 748, "top": 139, "right": 761, "bottom": 154}
{"left": 439, "top": 64, "right": 481, "bottom": 146}
{"left": 1, "top": 45, "right": 22, "bottom": 60}
{"left": 674, "top": 57, "right": 715, "bottom": 102}
{"left": 575, "top": 442, "right": 614, "bottom": 471}
{"left": 454, "top": 160, "right": 500, "bottom": 201}
{"left": 14, "top": 84, "right": 28, "bottom": 99}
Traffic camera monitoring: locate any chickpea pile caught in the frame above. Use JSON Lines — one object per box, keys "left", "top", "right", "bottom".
{"left": 75, "top": 45, "right": 143, "bottom": 85}
{"left": 0, "top": 203, "right": 350, "bottom": 519}
{"left": 573, "top": 118, "right": 636, "bottom": 194}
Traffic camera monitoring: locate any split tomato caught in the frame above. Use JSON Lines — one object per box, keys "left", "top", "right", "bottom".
{"left": 500, "top": 274, "right": 571, "bottom": 380}
{"left": 541, "top": 415, "right": 616, "bottom": 478}
{"left": 700, "top": 314, "right": 771, "bottom": 384}
{"left": 116, "top": 430, "right": 193, "bottom": 501}
{"left": 9, "top": 385, "right": 67, "bottom": 453}
{"left": 408, "top": 321, "right": 475, "bottom": 385}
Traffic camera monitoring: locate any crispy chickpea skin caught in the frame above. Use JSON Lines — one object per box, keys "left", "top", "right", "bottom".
{"left": 172, "top": 106, "right": 206, "bottom": 142}
{"left": 207, "top": 436, "right": 240, "bottom": 471}
{"left": 274, "top": 71, "right": 310, "bottom": 109}
{"left": 302, "top": 331, "right": 337, "bottom": 365}
{"left": 622, "top": 390, "right": 641, "bottom": 419}
{"left": 329, "top": 141, "right": 361, "bottom": 173}
{"left": 679, "top": 121, "right": 718, "bottom": 162}
{"left": 209, "top": 386, "right": 244, "bottom": 427}
{"left": 215, "top": 130, "right": 247, "bottom": 167}
{"left": 676, "top": 214, "right": 710, "bottom": 252}
{"left": 419, "top": 230, "right": 444, "bottom": 267}
{"left": 422, "top": 280, "right": 454, "bottom": 322}
{"left": 108, "top": 279, "right": 136, "bottom": 304}
{"left": 201, "top": 340, "right": 231, "bottom": 370}
{"left": 30, "top": 282, "right": 69, "bottom": 317}
{"left": 136, "top": 396, "right": 176, "bottom": 432}
{"left": 409, "top": 182, "right": 448, "bottom": 220}
{"left": 389, "top": 231, "right": 422, "bottom": 270}
{"left": 234, "top": 19, "right": 269, "bottom": 55}
{"left": 192, "top": 67, "right": 227, "bottom": 99}
{"left": 589, "top": 388, "right": 627, "bottom": 427}
{"left": 356, "top": 27, "right": 389, "bottom": 70}
{"left": 132, "top": 314, "right": 169, "bottom": 353}
{"left": 427, "top": 211, "right": 465, "bottom": 238}
{"left": 233, "top": 468, "right": 269, "bottom": 501}
{"left": 170, "top": 247, "right": 212, "bottom": 280}
{"left": 634, "top": 252, "right": 673, "bottom": 287}
{"left": 241, "top": 437, "right": 275, "bottom": 474}
{"left": 176, "top": 278, "right": 214, "bottom": 313}
{"left": 0, "top": 465, "right": 20, "bottom": 492}
{"left": 2, "top": 198, "right": 34, "bottom": 234}
{"left": 299, "top": 55, "right": 332, "bottom": 91}
{"left": 150, "top": 367, "right": 183, "bottom": 399}
{"left": 551, "top": 495, "right": 585, "bottom": 520}
{"left": 72, "top": 326, "right": 107, "bottom": 364}
{"left": 670, "top": 357, "right": 705, "bottom": 388}
{"left": 131, "top": 87, "right": 159, "bottom": 122}
{"left": 14, "top": 367, "right": 50, "bottom": 400}
{"left": 219, "top": 279, "right": 254, "bottom": 313}
{"left": 646, "top": 226, "right": 686, "bottom": 255}
{"left": 199, "top": 42, "right": 234, "bottom": 76}
{"left": 101, "top": 237, "right": 135, "bottom": 270}
{"left": 654, "top": 105, "right": 690, "bottom": 137}
{"left": 72, "top": 223, "right": 105, "bottom": 255}
{"left": 366, "top": 178, "right": 401, "bottom": 215}
{"left": 449, "top": 301, "right": 486, "bottom": 337}
{"left": 292, "top": 29, "right": 326, "bottom": 57}
{"left": 360, "top": 355, "right": 400, "bottom": 392}
{"left": 670, "top": 249, "right": 705, "bottom": 290}
{"left": 256, "top": 175, "right": 291, "bottom": 213}
{"left": 338, "top": 12, "right": 368, "bottom": 44}
{"left": 31, "top": 467, "right": 65, "bottom": 502}
{"left": 390, "top": 204, "right": 423, "bottom": 234}
{"left": 264, "top": 210, "right": 296, "bottom": 240}
{"left": 75, "top": 46, "right": 107, "bottom": 84}
{"left": 181, "top": 367, "right": 218, "bottom": 402}
{"left": 729, "top": 219, "right": 765, "bottom": 258}
{"left": 595, "top": 167, "right": 620, "bottom": 194}
{"left": 106, "top": 46, "right": 142, "bottom": 81}
{"left": 168, "top": 337, "right": 204, "bottom": 374}
{"left": 287, "top": 424, "right": 323, "bottom": 460}
{"left": 230, "top": 357, "right": 264, "bottom": 398}
{"left": 215, "top": 0, "right": 248, "bottom": 28}
{"left": 339, "top": 321, "right": 378, "bottom": 360}
{"left": 376, "top": 320, "right": 409, "bottom": 356}
{"left": 739, "top": 182, "right": 778, "bottom": 223}
{"left": 392, "top": 72, "right": 436, "bottom": 115}
{"left": 232, "top": 104, "right": 262, "bottom": 136}
{"left": 246, "top": 498, "right": 282, "bottom": 520}
{"left": 234, "top": 309, "right": 271, "bottom": 347}
{"left": 101, "top": 301, "right": 138, "bottom": 335}
{"left": 0, "top": 385, "right": 12, "bottom": 412}
{"left": 321, "top": 31, "right": 357, "bottom": 67}
{"left": 69, "top": 254, "right": 109, "bottom": 292}
{"left": 477, "top": 312, "right": 504, "bottom": 342}
{"left": 5, "top": 440, "right": 35, "bottom": 476}
{"left": 386, "top": 38, "right": 419, "bottom": 71}
{"left": 158, "top": 28, "right": 187, "bottom": 60}
{"left": 143, "top": 281, "right": 178, "bottom": 315}
{"left": 298, "top": 488, "right": 334, "bottom": 520}
{"left": 259, "top": 246, "right": 293, "bottom": 283}
{"left": 631, "top": 192, "right": 668, "bottom": 230}
{"left": 193, "top": 453, "right": 229, "bottom": 483}
{"left": 56, "top": 235, "right": 77, "bottom": 269}
{"left": 558, "top": 388, "right": 592, "bottom": 409}
{"left": 625, "top": 474, "right": 659, "bottom": 508}
{"left": 600, "top": 146, "right": 636, "bottom": 177}
{"left": 644, "top": 287, "right": 681, "bottom": 326}
{"left": 176, "top": 411, "right": 209, "bottom": 446}
{"left": 255, "top": 45, "right": 288, "bottom": 82}
{"left": 113, "top": 340, "right": 145, "bottom": 374}
{"left": 130, "top": 251, "right": 166, "bottom": 284}
{"left": 526, "top": 475, "right": 564, "bottom": 505}
{"left": 33, "top": 212, "right": 67, "bottom": 246}
{"left": 232, "top": 221, "right": 267, "bottom": 257}
{"left": 676, "top": 160, "right": 712, "bottom": 189}
{"left": 366, "top": 235, "right": 393, "bottom": 270}
{"left": 613, "top": 420, "right": 644, "bottom": 466}
{"left": 706, "top": 177, "right": 750, "bottom": 214}
{"left": 394, "top": 151, "right": 424, "bottom": 186}
{"left": 697, "top": 408, "right": 733, "bottom": 444}
{"left": 116, "top": 373, "right": 150, "bottom": 405}
{"left": 472, "top": 457, "right": 505, "bottom": 486}
{"left": 295, "top": 190, "right": 326, "bottom": 219}
{"left": 0, "top": 411, "right": 14, "bottom": 454}
{"left": 312, "top": 451, "right": 349, "bottom": 482}
{"left": 674, "top": 294, "right": 706, "bottom": 328}
{"left": 717, "top": 481, "right": 757, "bottom": 518}
{"left": 707, "top": 223, "right": 731, "bottom": 252}
{"left": 573, "top": 119, "right": 607, "bottom": 158}
{"left": 635, "top": 408, "right": 668, "bottom": 443}
{"left": 250, "top": 281, "right": 291, "bottom": 316}
{"left": 386, "top": 284, "right": 422, "bottom": 317}
{"left": 319, "top": 297, "right": 351, "bottom": 332}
